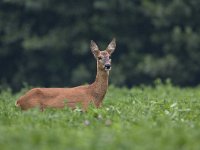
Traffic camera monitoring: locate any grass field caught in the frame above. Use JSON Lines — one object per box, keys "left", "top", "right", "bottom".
{"left": 1, "top": 81, "right": 200, "bottom": 150}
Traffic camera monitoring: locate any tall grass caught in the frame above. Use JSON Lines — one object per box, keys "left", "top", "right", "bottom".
{"left": 0, "top": 83, "right": 200, "bottom": 150}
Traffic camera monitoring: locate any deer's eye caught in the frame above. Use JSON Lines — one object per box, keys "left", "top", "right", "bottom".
{"left": 98, "top": 57, "right": 102, "bottom": 60}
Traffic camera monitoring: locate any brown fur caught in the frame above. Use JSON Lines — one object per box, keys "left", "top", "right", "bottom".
{"left": 15, "top": 39, "right": 116, "bottom": 111}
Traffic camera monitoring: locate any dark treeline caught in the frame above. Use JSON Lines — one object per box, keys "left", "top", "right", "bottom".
{"left": 0, "top": 0, "right": 200, "bottom": 91}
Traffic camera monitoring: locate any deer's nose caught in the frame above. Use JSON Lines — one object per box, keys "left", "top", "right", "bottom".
{"left": 105, "top": 64, "right": 111, "bottom": 70}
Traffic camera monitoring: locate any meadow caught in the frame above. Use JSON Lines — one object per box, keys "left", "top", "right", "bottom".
{"left": 0, "top": 81, "right": 200, "bottom": 150}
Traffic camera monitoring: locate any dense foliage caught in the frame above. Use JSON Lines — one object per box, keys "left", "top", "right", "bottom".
{"left": 1, "top": 84, "right": 200, "bottom": 150}
{"left": 0, "top": 0, "right": 200, "bottom": 90}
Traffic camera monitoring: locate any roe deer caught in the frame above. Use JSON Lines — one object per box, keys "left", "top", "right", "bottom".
{"left": 15, "top": 38, "right": 116, "bottom": 111}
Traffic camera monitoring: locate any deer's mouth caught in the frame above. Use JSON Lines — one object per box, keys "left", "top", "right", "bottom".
{"left": 104, "top": 64, "right": 111, "bottom": 71}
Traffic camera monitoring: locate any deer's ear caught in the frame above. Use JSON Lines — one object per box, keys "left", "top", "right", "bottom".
{"left": 90, "top": 40, "right": 99, "bottom": 57}
{"left": 106, "top": 38, "right": 116, "bottom": 55}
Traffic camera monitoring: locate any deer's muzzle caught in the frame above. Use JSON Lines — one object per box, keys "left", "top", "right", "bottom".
{"left": 104, "top": 64, "right": 111, "bottom": 70}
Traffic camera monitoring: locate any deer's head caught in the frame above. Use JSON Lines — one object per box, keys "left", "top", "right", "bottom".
{"left": 90, "top": 38, "right": 116, "bottom": 72}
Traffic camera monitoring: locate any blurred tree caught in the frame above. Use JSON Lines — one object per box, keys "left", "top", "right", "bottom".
{"left": 0, "top": 0, "right": 200, "bottom": 91}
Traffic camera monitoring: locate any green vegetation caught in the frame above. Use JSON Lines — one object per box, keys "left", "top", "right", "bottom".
{"left": 1, "top": 83, "right": 200, "bottom": 150}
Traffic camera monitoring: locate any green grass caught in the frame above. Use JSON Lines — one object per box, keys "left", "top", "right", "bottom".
{"left": 1, "top": 82, "right": 200, "bottom": 150}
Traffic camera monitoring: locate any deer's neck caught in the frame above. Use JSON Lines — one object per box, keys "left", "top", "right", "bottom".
{"left": 90, "top": 66, "right": 109, "bottom": 103}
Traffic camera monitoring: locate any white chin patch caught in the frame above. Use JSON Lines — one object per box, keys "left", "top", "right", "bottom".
{"left": 105, "top": 68, "right": 111, "bottom": 71}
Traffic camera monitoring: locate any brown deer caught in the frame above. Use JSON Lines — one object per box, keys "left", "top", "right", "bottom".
{"left": 15, "top": 38, "right": 116, "bottom": 111}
